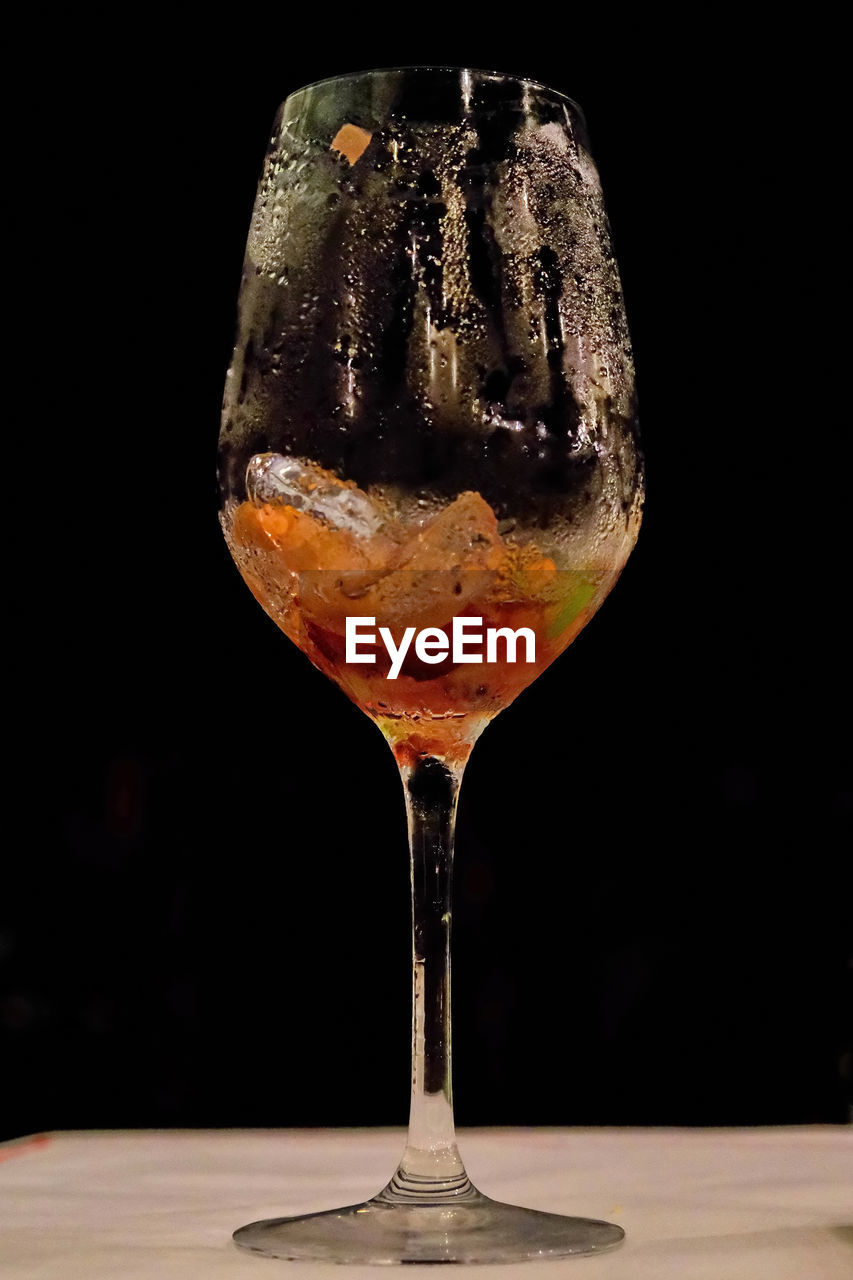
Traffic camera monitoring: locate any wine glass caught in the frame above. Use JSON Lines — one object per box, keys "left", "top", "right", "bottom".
{"left": 219, "top": 65, "right": 643, "bottom": 1264}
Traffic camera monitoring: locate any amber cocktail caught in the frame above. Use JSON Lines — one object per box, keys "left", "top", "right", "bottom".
{"left": 219, "top": 66, "right": 643, "bottom": 1263}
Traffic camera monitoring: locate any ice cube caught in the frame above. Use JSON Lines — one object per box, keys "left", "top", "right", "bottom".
{"left": 246, "top": 453, "right": 387, "bottom": 539}
{"left": 343, "top": 493, "right": 505, "bottom": 632}
{"left": 395, "top": 491, "right": 502, "bottom": 572}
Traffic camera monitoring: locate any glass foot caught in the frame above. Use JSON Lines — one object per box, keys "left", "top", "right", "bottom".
{"left": 233, "top": 1184, "right": 624, "bottom": 1264}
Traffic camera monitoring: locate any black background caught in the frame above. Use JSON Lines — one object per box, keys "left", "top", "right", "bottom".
{"left": 4, "top": 13, "right": 850, "bottom": 1141}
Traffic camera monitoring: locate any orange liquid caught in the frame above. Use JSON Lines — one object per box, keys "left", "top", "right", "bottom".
{"left": 226, "top": 482, "right": 600, "bottom": 766}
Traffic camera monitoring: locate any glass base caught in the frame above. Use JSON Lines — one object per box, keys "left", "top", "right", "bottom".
{"left": 233, "top": 1184, "right": 625, "bottom": 1264}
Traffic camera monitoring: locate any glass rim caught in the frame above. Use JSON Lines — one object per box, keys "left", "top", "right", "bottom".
{"left": 283, "top": 65, "right": 586, "bottom": 120}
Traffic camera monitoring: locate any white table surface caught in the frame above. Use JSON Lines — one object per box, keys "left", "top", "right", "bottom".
{"left": 0, "top": 1128, "right": 850, "bottom": 1278}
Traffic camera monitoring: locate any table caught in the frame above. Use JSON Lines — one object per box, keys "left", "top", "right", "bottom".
{"left": 1, "top": 1128, "right": 850, "bottom": 1278}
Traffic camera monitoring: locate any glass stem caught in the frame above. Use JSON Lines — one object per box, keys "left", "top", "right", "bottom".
{"left": 382, "top": 754, "right": 473, "bottom": 1202}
